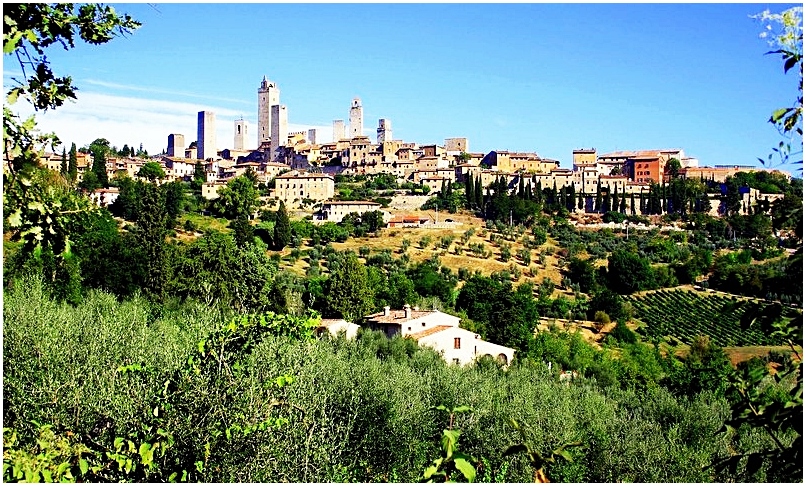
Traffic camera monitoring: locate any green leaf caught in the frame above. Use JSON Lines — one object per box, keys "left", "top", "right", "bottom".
{"left": 453, "top": 456, "right": 477, "bottom": 482}
{"left": 557, "top": 449, "right": 573, "bottom": 462}
{"left": 423, "top": 461, "right": 441, "bottom": 479}
{"left": 771, "top": 108, "right": 791, "bottom": 123}
{"left": 441, "top": 429, "right": 460, "bottom": 457}
{"left": 452, "top": 405, "right": 472, "bottom": 414}
{"left": 79, "top": 458, "right": 89, "bottom": 476}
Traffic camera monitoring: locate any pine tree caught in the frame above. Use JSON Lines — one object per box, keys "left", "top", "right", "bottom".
{"left": 325, "top": 252, "right": 375, "bottom": 322}
{"left": 273, "top": 201, "right": 292, "bottom": 250}
{"left": 68, "top": 142, "right": 78, "bottom": 183}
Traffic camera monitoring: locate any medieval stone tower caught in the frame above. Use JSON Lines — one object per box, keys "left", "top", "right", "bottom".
{"left": 377, "top": 118, "right": 392, "bottom": 144}
{"left": 234, "top": 119, "right": 247, "bottom": 151}
{"left": 270, "top": 104, "right": 288, "bottom": 162}
{"left": 258, "top": 76, "right": 279, "bottom": 146}
{"left": 349, "top": 97, "right": 363, "bottom": 139}
{"left": 332, "top": 120, "right": 345, "bottom": 141}
{"left": 167, "top": 133, "right": 185, "bottom": 157}
{"left": 197, "top": 111, "right": 216, "bottom": 161}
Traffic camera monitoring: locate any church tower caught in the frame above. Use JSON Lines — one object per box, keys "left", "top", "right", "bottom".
{"left": 349, "top": 97, "right": 363, "bottom": 139}
{"left": 258, "top": 76, "right": 279, "bottom": 146}
{"left": 234, "top": 119, "right": 247, "bottom": 151}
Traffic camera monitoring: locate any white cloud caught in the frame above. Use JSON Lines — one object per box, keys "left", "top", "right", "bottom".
{"left": 9, "top": 91, "right": 337, "bottom": 154}
{"left": 83, "top": 79, "right": 252, "bottom": 106}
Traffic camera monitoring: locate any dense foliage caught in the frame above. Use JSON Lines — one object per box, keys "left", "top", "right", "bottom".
{"left": 4, "top": 277, "right": 799, "bottom": 483}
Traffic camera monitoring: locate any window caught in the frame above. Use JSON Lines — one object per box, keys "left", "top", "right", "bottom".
{"left": 454, "top": 337, "right": 461, "bottom": 349}
{"left": 422, "top": 322, "right": 426, "bottom": 327}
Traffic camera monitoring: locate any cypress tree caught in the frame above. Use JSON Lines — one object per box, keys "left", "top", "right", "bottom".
{"left": 134, "top": 182, "right": 168, "bottom": 300}
{"left": 567, "top": 184, "right": 575, "bottom": 211}
{"left": 465, "top": 174, "right": 474, "bottom": 209}
{"left": 611, "top": 187, "right": 619, "bottom": 214}
{"left": 273, "top": 201, "right": 292, "bottom": 250}
{"left": 518, "top": 175, "right": 525, "bottom": 199}
{"left": 68, "top": 142, "right": 78, "bottom": 183}
{"left": 578, "top": 191, "right": 584, "bottom": 211}
{"left": 594, "top": 180, "right": 602, "bottom": 212}
{"left": 91, "top": 146, "right": 109, "bottom": 188}
{"left": 475, "top": 175, "right": 483, "bottom": 208}
{"left": 60, "top": 147, "right": 67, "bottom": 175}
{"left": 602, "top": 189, "right": 611, "bottom": 213}
{"left": 630, "top": 191, "right": 636, "bottom": 215}
{"left": 640, "top": 188, "right": 646, "bottom": 213}
{"left": 620, "top": 188, "right": 627, "bottom": 213}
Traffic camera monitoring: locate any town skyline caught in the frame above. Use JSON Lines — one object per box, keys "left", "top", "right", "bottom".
{"left": 3, "top": 3, "right": 801, "bottom": 172}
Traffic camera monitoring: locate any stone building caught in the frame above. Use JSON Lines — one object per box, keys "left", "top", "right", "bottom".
{"left": 233, "top": 119, "right": 247, "bottom": 151}
{"left": 376, "top": 118, "right": 392, "bottom": 144}
{"left": 349, "top": 98, "right": 363, "bottom": 138}
{"left": 197, "top": 111, "right": 216, "bottom": 161}
{"left": 363, "top": 306, "right": 515, "bottom": 366}
{"left": 315, "top": 200, "right": 383, "bottom": 223}
{"left": 271, "top": 171, "right": 335, "bottom": 207}
{"left": 332, "top": 119, "right": 345, "bottom": 141}
{"left": 167, "top": 134, "right": 185, "bottom": 158}
{"left": 270, "top": 104, "right": 288, "bottom": 162}
{"left": 258, "top": 76, "right": 279, "bottom": 145}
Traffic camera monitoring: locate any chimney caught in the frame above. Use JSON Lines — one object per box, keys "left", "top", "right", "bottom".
{"left": 403, "top": 304, "right": 411, "bottom": 319}
{"left": 383, "top": 306, "right": 390, "bottom": 317}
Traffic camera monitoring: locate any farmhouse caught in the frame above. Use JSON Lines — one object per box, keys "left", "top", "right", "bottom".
{"left": 316, "top": 319, "right": 360, "bottom": 340}
{"left": 315, "top": 200, "right": 383, "bottom": 223}
{"left": 363, "top": 305, "right": 515, "bottom": 366}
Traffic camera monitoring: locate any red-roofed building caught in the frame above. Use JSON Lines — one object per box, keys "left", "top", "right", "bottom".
{"left": 364, "top": 305, "right": 515, "bottom": 366}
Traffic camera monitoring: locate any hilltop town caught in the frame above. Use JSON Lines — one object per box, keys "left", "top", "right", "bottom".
{"left": 34, "top": 75, "right": 792, "bottom": 223}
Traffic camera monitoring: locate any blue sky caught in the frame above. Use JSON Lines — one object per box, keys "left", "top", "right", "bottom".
{"left": 4, "top": 3, "right": 802, "bottom": 173}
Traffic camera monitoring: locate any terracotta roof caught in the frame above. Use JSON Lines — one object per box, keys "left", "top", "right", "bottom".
{"left": 407, "top": 325, "right": 453, "bottom": 341}
{"left": 277, "top": 171, "right": 334, "bottom": 179}
{"left": 365, "top": 308, "right": 436, "bottom": 324}
{"left": 323, "top": 200, "right": 380, "bottom": 206}
{"left": 388, "top": 215, "right": 430, "bottom": 224}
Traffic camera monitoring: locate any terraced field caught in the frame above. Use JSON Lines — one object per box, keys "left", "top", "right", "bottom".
{"left": 627, "top": 288, "right": 790, "bottom": 347}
